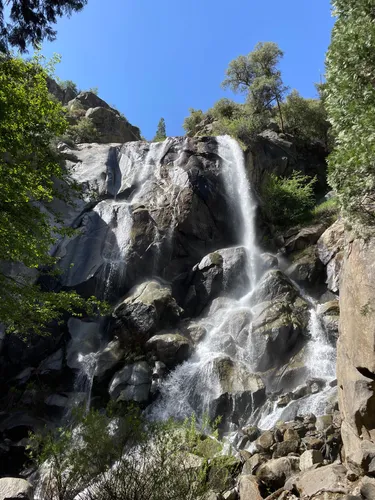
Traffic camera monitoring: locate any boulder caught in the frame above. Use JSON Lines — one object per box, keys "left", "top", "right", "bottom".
{"left": 249, "top": 272, "right": 309, "bottom": 371}
{"left": 183, "top": 246, "right": 249, "bottom": 316}
{"left": 255, "top": 430, "right": 275, "bottom": 452}
{"left": 317, "top": 219, "right": 345, "bottom": 293}
{"left": 113, "top": 281, "right": 183, "bottom": 344}
{"left": 38, "top": 349, "right": 64, "bottom": 374}
{"left": 95, "top": 339, "right": 125, "bottom": 377}
{"left": 272, "top": 440, "right": 300, "bottom": 458}
{"left": 68, "top": 91, "right": 111, "bottom": 111}
{"left": 292, "top": 464, "right": 348, "bottom": 498}
{"left": 146, "top": 333, "right": 192, "bottom": 367}
{"left": 238, "top": 475, "right": 262, "bottom": 500}
{"left": 337, "top": 236, "right": 375, "bottom": 474}
{"left": 259, "top": 253, "right": 278, "bottom": 273}
{"left": 86, "top": 106, "right": 141, "bottom": 143}
{"left": 242, "top": 453, "right": 265, "bottom": 475}
{"left": 285, "top": 246, "right": 324, "bottom": 288}
{"left": 108, "top": 361, "right": 151, "bottom": 402}
{"left": 256, "top": 456, "right": 300, "bottom": 490}
{"left": 299, "top": 449, "right": 324, "bottom": 471}
{"left": 285, "top": 224, "right": 326, "bottom": 253}
{"left": 211, "top": 357, "right": 266, "bottom": 427}
{"left": 0, "top": 478, "right": 33, "bottom": 500}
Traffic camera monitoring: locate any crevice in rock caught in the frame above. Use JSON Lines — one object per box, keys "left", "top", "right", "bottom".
{"left": 357, "top": 367, "right": 375, "bottom": 381}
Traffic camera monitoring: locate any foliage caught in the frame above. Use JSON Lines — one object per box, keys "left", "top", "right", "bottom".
{"left": 64, "top": 117, "right": 99, "bottom": 144}
{"left": 311, "top": 196, "right": 339, "bottom": 224}
{"left": 209, "top": 98, "right": 243, "bottom": 120}
{"left": 88, "top": 86, "right": 99, "bottom": 95}
{"left": 261, "top": 171, "right": 317, "bottom": 227}
{"left": 325, "top": 0, "right": 375, "bottom": 223}
{"left": 153, "top": 117, "right": 167, "bottom": 141}
{"left": 28, "top": 408, "right": 228, "bottom": 500}
{"left": 58, "top": 79, "right": 79, "bottom": 94}
{"left": 0, "top": 54, "right": 105, "bottom": 334}
{"left": 182, "top": 108, "right": 206, "bottom": 137}
{"left": 0, "top": 0, "right": 87, "bottom": 52}
{"left": 222, "top": 42, "right": 288, "bottom": 130}
{"left": 280, "top": 90, "right": 330, "bottom": 146}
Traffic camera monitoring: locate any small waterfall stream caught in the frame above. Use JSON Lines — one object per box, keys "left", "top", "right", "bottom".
{"left": 74, "top": 352, "right": 98, "bottom": 413}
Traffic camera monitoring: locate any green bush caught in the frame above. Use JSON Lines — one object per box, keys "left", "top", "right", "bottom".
{"left": 28, "top": 408, "right": 228, "bottom": 500}
{"left": 64, "top": 117, "right": 99, "bottom": 144}
{"left": 58, "top": 79, "right": 79, "bottom": 94}
{"left": 261, "top": 171, "right": 317, "bottom": 227}
{"left": 280, "top": 90, "right": 330, "bottom": 146}
{"left": 209, "top": 98, "right": 243, "bottom": 120}
{"left": 182, "top": 108, "right": 206, "bottom": 137}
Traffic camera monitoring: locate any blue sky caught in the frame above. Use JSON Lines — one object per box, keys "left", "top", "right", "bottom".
{"left": 38, "top": 0, "right": 335, "bottom": 139}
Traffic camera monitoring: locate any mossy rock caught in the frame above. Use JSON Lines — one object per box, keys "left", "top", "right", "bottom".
{"left": 208, "top": 252, "right": 223, "bottom": 267}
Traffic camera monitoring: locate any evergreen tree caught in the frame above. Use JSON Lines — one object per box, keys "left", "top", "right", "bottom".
{"left": 154, "top": 117, "right": 167, "bottom": 141}
{"left": 0, "top": 0, "right": 87, "bottom": 52}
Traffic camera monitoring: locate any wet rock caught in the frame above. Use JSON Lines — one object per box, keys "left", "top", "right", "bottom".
{"left": 0, "top": 478, "right": 33, "bottom": 500}
{"left": 285, "top": 246, "right": 324, "bottom": 288}
{"left": 113, "top": 281, "right": 183, "bottom": 344}
{"left": 259, "top": 253, "right": 278, "bottom": 272}
{"left": 211, "top": 357, "right": 266, "bottom": 427}
{"left": 95, "top": 338, "right": 125, "bottom": 377}
{"left": 317, "top": 219, "right": 345, "bottom": 293}
{"left": 299, "top": 449, "right": 324, "bottom": 471}
{"left": 66, "top": 318, "right": 101, "bottom": 370}
{"left": 184, "top": 246, "right": 250, "bottom": 316}
{"left": 291, "top": 384, "right": 310, "bottom": 400}
{"left": 146, "top": 333, "right": 192, "bottom": 367}
{"left": 238, "top": 475, "right": 262, "bottom": 500}
{"left": 108, "top": 361, "right": 151, "bottom": 402}
{"left": 250, "top": 281, "right": 309, "bottom": 372}
{"left": 277, "top": 393, "right": 292, "bottom": 407}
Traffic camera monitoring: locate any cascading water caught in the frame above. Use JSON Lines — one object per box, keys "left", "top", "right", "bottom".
{"left": 150, "top": 135, "right": 262, "bottom": 423}
{"left": 150, "top": 135, "right": 337, "bottom": 433}
{"left": 74, "top": 352, "right": 98, "bottom": 413}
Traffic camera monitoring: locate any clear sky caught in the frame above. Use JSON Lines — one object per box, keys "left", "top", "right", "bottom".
{"left": 39, "top": 0, "right": 335, "bottom": 140}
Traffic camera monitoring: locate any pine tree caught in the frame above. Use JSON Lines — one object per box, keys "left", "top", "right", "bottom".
{"left": 154, "top": 117, "right": 166, "bottom": 141}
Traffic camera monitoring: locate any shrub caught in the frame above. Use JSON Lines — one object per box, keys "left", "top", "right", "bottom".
{"left": 280, "top": 90, "right": 330, "bottom": 146}
{"left": 209, "top": 98, "right": 243, "bottom": 120}
{"left": 64, "top": 117, "right": 99, "bottom": 144}
{"left": 28, "top": 408, "right": 226, "bottom": 500}
{"left": 261, "top": 171, "right": 317, "bottom": 227}
{"left": 59, "top": 79, "right": 79, "bottom": 94}
{"left": 182, "top": 108, "right": 205, "bottom": 137}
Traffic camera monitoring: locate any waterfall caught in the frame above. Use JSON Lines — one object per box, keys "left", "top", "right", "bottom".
{"left": 74, "top": 352, "right": 98, "bottom": 413}
{"left": 217, "top": 136, "right": 259, "bottom": 288}
{"left": 150, "top": 135, "right": 260, "bottom": 422}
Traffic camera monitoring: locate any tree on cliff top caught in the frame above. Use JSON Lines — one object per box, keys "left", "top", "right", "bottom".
{"left": 154, "top": 117, "right": 167, "bottom": 141}
{"left": 0, "top": 54, "right": 103, "bottom": 334}
{"left": 0, "top": 0, "right": 87, "bottom": 52}
{"left": 222, "top": 42, "right": 288, "bottom": 131}
{"left": 326, "top": 0, "right": 375, "bottom": 223}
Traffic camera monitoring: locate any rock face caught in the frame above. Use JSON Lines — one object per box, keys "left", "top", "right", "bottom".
{"left": 338, "top": 236, "right": 375, "bottom": 474}
{"left": 0, "top": 478, "right": 33, "bottom": 500}
{"left": 245, "top": 129, "right": 328, "bottom": 194}
{"left": 317, "top": 219, "right": 345, "bottom": 293}
{"left": 54, "top": 138, "right": 239, "bottom": 300}
{"left": 250, "top": 270, "right": 310, "bottom": 372}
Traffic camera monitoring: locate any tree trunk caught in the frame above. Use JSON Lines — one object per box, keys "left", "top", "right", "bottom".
{"left": 276, "top": 95, "right": 285, "bottom": 133}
